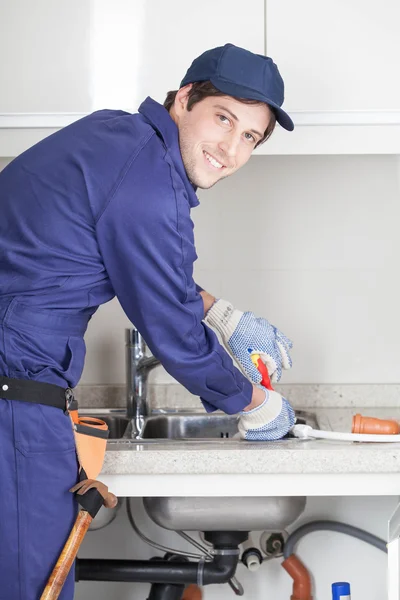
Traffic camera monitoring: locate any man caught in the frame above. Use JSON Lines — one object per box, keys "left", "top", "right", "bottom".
{"left": 0, "top": 44, "right": 294, "bottom": 599}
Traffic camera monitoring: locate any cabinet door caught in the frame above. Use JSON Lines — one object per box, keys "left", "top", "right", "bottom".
{"left": 0, "top": 0, "right": 91, "bottom": 113}
{"left": 135, "top": 0, "right": 265, "bottom": 105}
{"left": 266, "top": 0, "right": 400, "bottom": 112}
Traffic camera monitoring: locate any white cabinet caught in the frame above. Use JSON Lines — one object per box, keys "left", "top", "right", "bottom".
{"left": 0, "top": 0, "right": 91, "bottom": 114}
{"left": 133, "top": 0, "right": 265, "bottom": 106}
{"left": 75, "top": 0, "right": 265, "bottom": 112}
{"left": 0, "top": 0, "right": 93, "bottom": 156}
{"left": 257, "top": 0, "right": 400, "bottom": 154}
{"left": 2, "top": 0, "right": 400, "bottom": 156}
{"left": 0, "top": 0, "right": 265, "bottom": 156}
{"left": 267, "top": 0, "right": 400, "bottom": 112}
{"left": 0, "top": 0, "right": 265, "bottom": 112}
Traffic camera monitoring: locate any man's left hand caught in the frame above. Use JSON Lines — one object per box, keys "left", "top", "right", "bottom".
{"left": 205, "top": 299, "right": 292, "bottom": 383}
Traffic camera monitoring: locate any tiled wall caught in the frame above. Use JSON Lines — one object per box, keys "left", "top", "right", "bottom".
{"left": 2, "top": 154, "right": 400, "bottom": 387}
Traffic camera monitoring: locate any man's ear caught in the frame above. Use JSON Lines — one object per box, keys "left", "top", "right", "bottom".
{"left": 174, "top": 84, "right": 193, "bottom": 113}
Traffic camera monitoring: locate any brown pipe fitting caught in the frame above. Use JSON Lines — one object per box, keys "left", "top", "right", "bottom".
{"left": 182, "top": 584, "right": 202, "bottom": 600}
{"left": 282, "top": 554, "right": 313, "bottom": 600}
{"left": 352, "top": 413, "right": 400, "bottom": 435}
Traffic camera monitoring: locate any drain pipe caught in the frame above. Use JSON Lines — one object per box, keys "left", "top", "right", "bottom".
{"left": 281, "top": 520, "right": 387, "bottom": 600}
{"left": 76, "top": 531, "right": 246, "bottom": 587}
{"left": 147, "top": 555, "right": 188, "bottom": 600}
{"left": 148, "top": 582, "right": 186, "bottom": 600}
{"left": 281, "top": 554, "right": 313, "bottom": 600}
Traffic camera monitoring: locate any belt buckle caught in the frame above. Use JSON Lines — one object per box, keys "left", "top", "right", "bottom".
{"left": 64, "top": 388, "right": 77, "bottom": 414}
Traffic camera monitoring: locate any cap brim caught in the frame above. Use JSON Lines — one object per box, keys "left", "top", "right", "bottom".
{"left": 209, "top": 77, "right": 294, "bottom": 131}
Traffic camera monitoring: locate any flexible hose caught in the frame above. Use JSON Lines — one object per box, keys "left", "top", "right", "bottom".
{"left": 283, "top": 520, "right": 387, "bottom": 559}
{"left": 282, "top": 520, "right": 387, "bottom": 599}
{"left": 292, "top": 424, "right": 400, "bottom": 443}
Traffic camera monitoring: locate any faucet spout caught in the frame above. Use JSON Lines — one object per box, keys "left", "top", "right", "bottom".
{"left": 125, "top": 328, "right": 160, "bottom": 435}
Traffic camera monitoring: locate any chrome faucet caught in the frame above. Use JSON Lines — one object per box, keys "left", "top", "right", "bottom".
{"left": 125, "top": 328, "right": 160, "bottom": 436}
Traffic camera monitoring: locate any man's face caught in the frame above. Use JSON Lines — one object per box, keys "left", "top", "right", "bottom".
{"left": 171, "top": 87, "right": 272, "bottom": 189}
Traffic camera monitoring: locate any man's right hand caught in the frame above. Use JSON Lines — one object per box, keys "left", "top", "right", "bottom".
{"left": 238, "top": 388, "right": 295, "bottom": 441}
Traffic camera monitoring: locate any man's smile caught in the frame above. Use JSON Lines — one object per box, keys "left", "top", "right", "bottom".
{"left": 203, "top": 150, "right": 225, "bottom": 170}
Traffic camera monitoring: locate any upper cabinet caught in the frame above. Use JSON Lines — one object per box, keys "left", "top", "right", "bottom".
{"left": 268, "top": 0, "right": 400, "bottom": 112}
{"left": 133, "top": 0, "right": 265, "bottom": 106}
{"left": 0, "top": 0, "right": 93, "bottom": 156}
{"left": 258, "top": 0, "right": 400, "bottom": 154}
{"left": 0, "top": 0, "right": 92, "bottom": 114}
{"left": 0, "top": 0, "right": 265, "bottom": 156}
{"left": 1, "top": 0, "right": 400, "bottom": 156}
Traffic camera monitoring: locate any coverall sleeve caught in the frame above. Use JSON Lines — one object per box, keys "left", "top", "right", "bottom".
{"left": 95, "top": 151, "right": 252, "bottom": 414}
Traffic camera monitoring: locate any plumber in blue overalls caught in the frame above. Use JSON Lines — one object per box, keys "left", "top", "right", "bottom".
{"left": 0, "top": 44, "right": 295, "bottom": 599}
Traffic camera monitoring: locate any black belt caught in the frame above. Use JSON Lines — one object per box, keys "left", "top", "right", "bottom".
{"left": 0, "top": 376, "right": 78, "bottom": 414}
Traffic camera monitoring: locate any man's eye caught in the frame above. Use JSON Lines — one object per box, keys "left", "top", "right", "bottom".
{"left": 218, "top": 114, "right": 230, "bottom": 124}
{"left": 244, "top": 132, "right": 256, "bottom": 143}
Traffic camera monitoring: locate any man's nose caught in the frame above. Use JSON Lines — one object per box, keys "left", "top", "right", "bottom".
{"left": 218, "top": 133, "right": 240, "bottom": 158}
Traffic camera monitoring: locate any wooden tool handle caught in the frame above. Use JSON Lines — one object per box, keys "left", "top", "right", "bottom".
{"left": 40, "top": 510, "right": 92, "bottom": 600}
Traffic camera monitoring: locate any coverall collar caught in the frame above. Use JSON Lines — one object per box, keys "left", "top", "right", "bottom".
{"left": 138, "top": 97, "right": 200, "bottom": 208}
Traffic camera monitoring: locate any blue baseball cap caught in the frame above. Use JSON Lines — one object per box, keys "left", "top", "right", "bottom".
{"left": 180, "top": 43, "right": 294, "bottom": 132}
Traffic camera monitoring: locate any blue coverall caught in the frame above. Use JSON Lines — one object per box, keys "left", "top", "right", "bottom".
{"left": 0, "top": 98, "right": 253, "bottom": 599}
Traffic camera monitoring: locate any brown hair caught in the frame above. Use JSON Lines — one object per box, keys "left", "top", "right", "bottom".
{"left": 164, "top": 81, "right": 276, "bottom": 146}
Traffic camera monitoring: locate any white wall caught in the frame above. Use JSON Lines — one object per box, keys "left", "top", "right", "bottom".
{"left": 2, "top": 154, "right": 400, "bottom": 386}
{"left": 79, "top": 154, "right": 400, "bottom": 386}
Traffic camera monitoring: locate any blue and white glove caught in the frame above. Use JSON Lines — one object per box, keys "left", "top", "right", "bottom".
{"left": 205, "top": 299, "right": 293, "bottom": 383}
{"left": 238, "top": 389, "right": 296, "bottom": 441}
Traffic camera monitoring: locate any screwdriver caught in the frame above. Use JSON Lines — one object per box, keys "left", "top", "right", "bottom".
{"left": 248, "top": 349, "right": 274, "bottom": 391}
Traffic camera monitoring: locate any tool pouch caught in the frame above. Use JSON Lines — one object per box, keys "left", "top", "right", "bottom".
{"left": 69, "top": 407, "right": 109, "bottom": 480}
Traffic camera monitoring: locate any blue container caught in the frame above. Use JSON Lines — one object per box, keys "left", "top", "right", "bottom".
{"left": 332, "top": 582, "right": 351, "bottom": 599}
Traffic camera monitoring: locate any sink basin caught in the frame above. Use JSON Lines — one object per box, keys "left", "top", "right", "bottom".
{"left": 138, "top": 409, "right": 319, "bottom": 441}
{"left": 144, "top": 496, "right": 307, "bottom": 531}
{"left": 140, "top": 412, "right": 237, "bottom": 440}
{"left": 79, "top": 408, "right": 319, "bottom": 442}
{"left": 79, "top": 412, "right": 130, "bottom": 440}
{"left": 141, "top": 411, "right": 312, "bottom": 532}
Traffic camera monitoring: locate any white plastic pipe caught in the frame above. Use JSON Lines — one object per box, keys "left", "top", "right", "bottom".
{"left": 292, "top": 424, "right": 400, "bottom": 443}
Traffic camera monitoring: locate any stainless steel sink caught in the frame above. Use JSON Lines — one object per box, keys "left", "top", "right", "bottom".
{"left": 141, "top": 412, "right": 313, "bottom": 532}
{"left": 140, "top": 412, "right": 237, "bottom": 440}
{"left": 137, "top": 409, "right": 319, "bottom": 441}
{"left": 79, "top": 408, "right": 319, "bottom": 442}
{"left": 80, "top": 407, "right": 312, "bottom": 534}
{"left": 143, "top": 495, "right": 306, "bottom": 531}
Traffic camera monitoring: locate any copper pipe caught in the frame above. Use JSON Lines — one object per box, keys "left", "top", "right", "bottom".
{"left": 282, "top": 554, "right": 313, "bottom": 600}
{"left": 182, "top": 584, "right": 203, "bottom": 600}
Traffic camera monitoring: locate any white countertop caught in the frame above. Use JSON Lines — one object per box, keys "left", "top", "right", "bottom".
{"left": 94, "top": 407, "right": 400, "bottom": 497}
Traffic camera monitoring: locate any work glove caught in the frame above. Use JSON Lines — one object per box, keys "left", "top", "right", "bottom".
{"left": 205, "top": 299, "right": 292, "bottom": 383}
{"left": 238, "top": 389, "right": 296, "bottom": 441}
